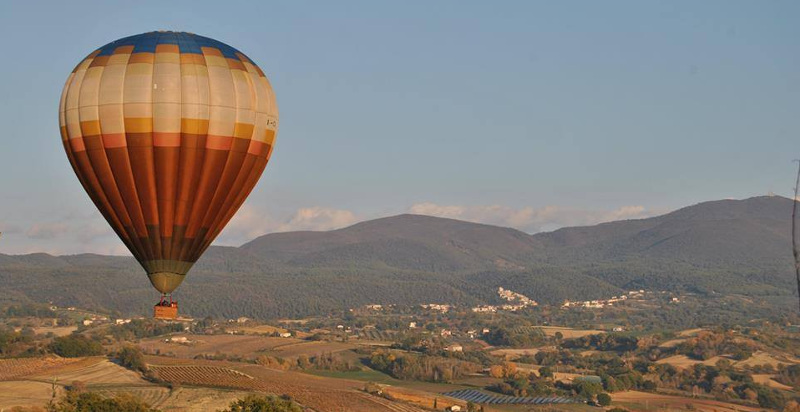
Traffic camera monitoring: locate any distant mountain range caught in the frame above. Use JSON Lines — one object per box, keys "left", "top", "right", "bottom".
{"left": 0, "top": 196, "right": 796, "bottom": 319}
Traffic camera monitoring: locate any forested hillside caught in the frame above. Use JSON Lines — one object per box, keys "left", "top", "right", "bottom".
{"left": 0, "top": 196, "right": 795, "bottom": 319}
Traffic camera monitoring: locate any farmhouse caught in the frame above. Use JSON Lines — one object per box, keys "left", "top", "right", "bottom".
{"left": 445, "top": 344, "right": 463, "bottom": 352}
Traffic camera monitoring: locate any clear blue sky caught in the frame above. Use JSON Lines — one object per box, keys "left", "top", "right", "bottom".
{"left": 0, "top": 1, "right": 797, "bottom": 254}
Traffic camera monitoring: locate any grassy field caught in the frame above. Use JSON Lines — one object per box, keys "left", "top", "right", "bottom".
{"left": 734, "top": 350, "right": 800, "bottom": 368}
{"left": 752, "top": 373, "right": 794, "bottom": 390}
{"left": 490, "top": 347, "right": 544, "bottom": 359}
{"left": 657, "top": 337, "right": 686, "bottom": 348}
{"left": 231, "top": 324, "right": 288, "bottom": 335}
{"left": 32, "top": 325, "right": 78, "bottom": 337}
{"left": 266, "top": 340, "right": 358, "bottom": 358}
{"left": 655, "top": 354, "right": 728, "bottom": 369}
{"left": 539, "top": 326, "right": 604, "bottom": 338}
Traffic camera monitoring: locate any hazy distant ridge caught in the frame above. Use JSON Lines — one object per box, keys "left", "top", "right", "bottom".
{"left": 0, "top": 196, "right": 794, "bottom": 318}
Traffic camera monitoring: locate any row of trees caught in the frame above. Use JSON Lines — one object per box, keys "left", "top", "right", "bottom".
{"left": 369, "top": 350, "right": 480, "bottom": 382}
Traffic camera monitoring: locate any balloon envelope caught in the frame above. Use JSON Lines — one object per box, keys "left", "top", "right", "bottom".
{"left": 59, "top": 32, "right": 278, "bottom": 293}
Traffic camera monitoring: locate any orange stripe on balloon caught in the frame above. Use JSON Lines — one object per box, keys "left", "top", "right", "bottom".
{"left": 247, "top": 140, "right": 267, "bottom": 156}
{"left": 70, "top": 137, "right": 86, "bottom": 152}
{"left": 206, "top": 135, "right": 233, "bottom": 150}
{"left": 102, "top": 133, "right": 127, "bottom": 148}
{"left": 154, "top": 133, "right": 181, "bottom": 147}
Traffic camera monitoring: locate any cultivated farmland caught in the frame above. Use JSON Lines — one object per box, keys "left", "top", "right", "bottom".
{"left": 148, "top": 359, "right": 427, "bottom": 412}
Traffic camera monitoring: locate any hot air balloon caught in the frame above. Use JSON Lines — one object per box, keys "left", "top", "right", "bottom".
{"left": 58, "top": 32, "right": 278, "bottom": 319}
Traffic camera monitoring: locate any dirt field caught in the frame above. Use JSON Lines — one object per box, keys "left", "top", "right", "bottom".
{"left": 613, "top": 390, "right": 762, "bottom": 412}
{"left": 29, "top": 358, "right": 147, "bottom": 385}
{"left": 139, "top": 334, "right": 305, "bottom": 359}
{"left": 539, "top": 326, "right": 604, "bottom": 338}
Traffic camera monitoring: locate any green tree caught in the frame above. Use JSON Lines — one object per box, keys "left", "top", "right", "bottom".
{"left": 574, "top": 380, "right": 603, "bottom": 400}
{"left": 218, "top": 394, "right": 302, "bottom": 412}
{"left": 116, "top": 346, "right": 147, "bottom": 373}
{"left": 597, "top": 392, "right": 612, "bottom": 406}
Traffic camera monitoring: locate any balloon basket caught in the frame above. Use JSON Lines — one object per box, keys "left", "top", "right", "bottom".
{"left": 154, "top": 296, "right": 178, "bottom": 320}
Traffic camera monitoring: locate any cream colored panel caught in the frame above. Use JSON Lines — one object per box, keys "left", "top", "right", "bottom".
{"left": 230, "top": 70, "right": 252, "bottom": 110}
{"left": 259, "top": 77, "right": 279, "bottom": 119}
{"left": 123, "top": 63, "right": 153, "bottom": 107}
{"left": 245, "top": 69, "right": 268, "bottom": 114}
{"left": 78, "top": 66, "right": 103, "bottom": 108}
{"left": 153, "top": 102, "right": 182, "bottom": 133}
{"left": 207, "top": 65, "right": 235, "bottom": 108}
{"left": 123, "top": 102, "right": 152, "bottom": 118}
{"left": 59, "top": 73, "right": 74, "bottom": 126}
{"left": 98, "top": 104, "right": 125, "bottom": 134}
{"left": 97, "top": 64, "right": 126, "bottom": 106}
{"left": 181, "top": 103, "right": 210, "bottom": 122}
{"left": 180, "top": 64, "right": 205, "bottom": 105}
{"left": 65, "top": 66, "right": 86, "bottom": 114}
{"left": 207, "top": 105, "right": 235, "bottom": 136}
{"left": 153, "top": 62, "right": 181, "bottom": 104}
{"left": 252, "top": 113, "right": 268, "bottom": 143}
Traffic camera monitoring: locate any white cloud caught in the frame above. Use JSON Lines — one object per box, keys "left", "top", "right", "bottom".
{"left": 277, "top": 207, "right": 357, "bottom": 232}
{"left": 217, "top": 205, "right": 359, "bottom": 245}
{"left": 408, "top": 202, "right": 658, "bottom": 233}
{"left": 26, "top": 222, "right": 70, "bottom": 239}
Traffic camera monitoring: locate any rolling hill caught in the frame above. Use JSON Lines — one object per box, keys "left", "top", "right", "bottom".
{"left": 0, "top": 196, "right": 795, "bottom": 318}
